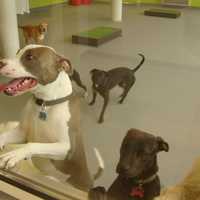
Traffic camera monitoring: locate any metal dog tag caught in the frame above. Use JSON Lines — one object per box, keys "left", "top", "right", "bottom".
{"left": 39, "top": 103, "right": 47, "bottom": 121}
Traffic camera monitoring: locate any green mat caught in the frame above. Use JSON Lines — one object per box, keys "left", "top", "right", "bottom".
{"left": 77, "top": 27, "right": 120, "bottom": 39}
{"left": 148, "top": 9, "right": 180, "bottom": 14}
{"left": 144, "top": 8, "right": 181, "bottom": 18}
{"left": 72, "top": 26, "right": 122, "bottom": 47}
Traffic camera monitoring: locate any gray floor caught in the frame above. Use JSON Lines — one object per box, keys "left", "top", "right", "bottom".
{"left": 1, "top": 3, "right": 200, "bottom": 190}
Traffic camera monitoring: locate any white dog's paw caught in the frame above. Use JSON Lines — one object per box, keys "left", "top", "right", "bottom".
{"left": 0, "top": 122, "right": 19, "bottom": 133}
{"left": 0, "top": 145, "right": 31, "bottom": 169}
{"left": 0, "top": 121, "right": 19, "bottom": 151}
{"left": 0, "top": 134, "right": 6, "bottom": 151}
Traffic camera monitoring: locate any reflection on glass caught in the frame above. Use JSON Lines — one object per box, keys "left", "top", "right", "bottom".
{"left": 0, "top": 0, "right": 200, "bottom": 199}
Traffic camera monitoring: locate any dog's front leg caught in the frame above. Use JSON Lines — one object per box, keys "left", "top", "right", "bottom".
{"left": 98, "top": 92, "right": 109, "bottom": 123}
{"left": 0, "top": 124, "right": 26, "bottom": 150}
{"left": 28, "top": 142, "right": 70, "bottom": 160}
{"left": 0, "top": 142, "right": 70, "bottom": 169}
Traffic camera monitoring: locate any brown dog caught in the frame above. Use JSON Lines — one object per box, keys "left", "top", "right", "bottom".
{"left": 89, "top": 129, "right": 169, "bottom": 200}
{"left": 19, "top": 22, "right": 48, "bottom": 44}
{"left": 155, "top": 157, "right": 200, "bottom": 200}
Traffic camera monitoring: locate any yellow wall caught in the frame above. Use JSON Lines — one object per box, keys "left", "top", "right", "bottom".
{"left": 190, "top": 0, "right": 200, "bottom": 7}
{"left": 29, "top": 0, "right": 67, "bottom": 8}
{"left": 29, "top": 0, "right": 200, "bottom": 8}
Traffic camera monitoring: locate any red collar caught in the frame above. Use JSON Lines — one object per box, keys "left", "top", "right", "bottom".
{"left": 130, "top": 185, "right": 144, "bottom": 198}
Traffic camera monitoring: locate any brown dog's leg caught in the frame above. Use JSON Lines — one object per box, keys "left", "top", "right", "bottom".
{"left": 36, "top": 38, "right": 42, "bottom": 44}
{"left": 25, "top": 38, "right": 29, "bottom": 45}
{"left": 24, "top": 34, "right": 30, "bottom": 45}
{"left": 98, "top": 92, "right": 109, "bottom": 123}
{"left": 22, "top": 30, "right": 29, "bottom": 45}
{"left": 89, "top": 87, "right": 98, "bottom": 105}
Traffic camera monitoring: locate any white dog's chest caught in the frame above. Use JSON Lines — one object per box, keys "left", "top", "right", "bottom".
{"left": 21, "top": 99, "right": 71, "bottom": 143}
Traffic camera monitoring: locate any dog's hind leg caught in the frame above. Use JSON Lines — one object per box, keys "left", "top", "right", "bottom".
{"left": 89, "top": 88, "right": 98, "bottom": 105}
{"left": 118, "top": 79, "right": 135, "bottom": 104}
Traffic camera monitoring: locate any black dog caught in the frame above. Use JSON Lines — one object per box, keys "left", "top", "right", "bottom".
{"left": 89, "top": 54, "right": 145, "bottom": 123}
{"left": 70, "top": 69, "right": 87, "bottom": 93}
{"left": 89, "top": 129, "right": 169, "bottom": 200}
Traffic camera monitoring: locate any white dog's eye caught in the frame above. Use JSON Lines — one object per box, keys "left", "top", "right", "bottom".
{"left": 26, "top": 54, "right": 34, "bottom": 61}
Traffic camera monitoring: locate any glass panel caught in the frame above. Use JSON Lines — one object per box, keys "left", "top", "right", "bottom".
{"left": 0, "top": 0, "right": 200, "bottom": 199}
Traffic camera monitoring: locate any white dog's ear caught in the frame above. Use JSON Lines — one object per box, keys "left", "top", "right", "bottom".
{"left": 58, "top": 57, "right": 73, "bottom": 75}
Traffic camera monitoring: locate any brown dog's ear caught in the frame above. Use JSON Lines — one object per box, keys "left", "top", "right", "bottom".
{"left": 58, "top": 57, "right": 73, "bottom": 75}
{"left": 16, "top": 49, "right": 21, "bottom": 55}
{"left": 156, "top": 137, "right": 169, "bottom": 152}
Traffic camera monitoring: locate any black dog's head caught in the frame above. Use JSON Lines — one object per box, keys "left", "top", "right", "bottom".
{"left": 90, "top": 69, "right": 108, "bottom": 88}
{"left": 116, "top": 129, "right": 169, "bottom": 179}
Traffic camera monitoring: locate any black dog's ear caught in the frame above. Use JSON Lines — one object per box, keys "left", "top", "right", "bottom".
{"left": 90, "top": 69, "right": 98, "bottom": 75}
{"left": 156, "top": 137, "right": 169, "bottom": 152}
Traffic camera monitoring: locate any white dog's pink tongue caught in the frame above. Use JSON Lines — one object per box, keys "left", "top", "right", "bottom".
{"left": 0, "top": 78, "right": 37, "bottom": 96}
{"left": 0, "top": 84, "right": 6, "bottom": 92}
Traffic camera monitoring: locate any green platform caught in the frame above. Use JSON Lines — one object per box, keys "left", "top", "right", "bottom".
{"left": 144, "top": 9, "right": 181, "bottom": 18}
{"left": 72, "top": 27, "right": 122, "bottom": 47}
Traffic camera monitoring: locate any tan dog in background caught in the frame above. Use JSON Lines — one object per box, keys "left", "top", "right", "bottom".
{"left": 19, "top": 22, "right": 48, "bottom": 44}
{"left": 154, "top": 157, "right": 200, "bottom": 200}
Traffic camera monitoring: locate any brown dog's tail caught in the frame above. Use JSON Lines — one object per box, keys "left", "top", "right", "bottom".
{"left": 132, "top": 53, "right": 145, "bottom": 73}
{"left": 93, "top": 148, "right": 104, "bottom": 180}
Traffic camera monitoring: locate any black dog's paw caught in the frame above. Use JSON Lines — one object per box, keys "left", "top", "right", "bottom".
{"left": 89, "top": 99, "right": 96, "bottom": 105}
{"left": 118, "top": 100, "right": 123, "bottom": 104}
{"left": 89, "top": 187, "right": 107, "bottom": 200}
{"left": 118, "top": 97, "right": 125, "bottom": 104}
{"left": 98, "top": 118, "right": 104, "bottom": 124}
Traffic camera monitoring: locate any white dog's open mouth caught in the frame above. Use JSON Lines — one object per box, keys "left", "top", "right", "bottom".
{"left": 0, "top": 77, "right": 37, "bottom": 96}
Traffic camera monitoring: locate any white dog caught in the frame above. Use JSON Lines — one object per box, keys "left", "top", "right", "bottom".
{"left": 0, "top": 45, "right": 104, "bottom": 190}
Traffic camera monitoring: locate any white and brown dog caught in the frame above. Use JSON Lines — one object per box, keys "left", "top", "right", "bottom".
{"left": 0, "top": 44, "right": 104, "bottom": 191}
